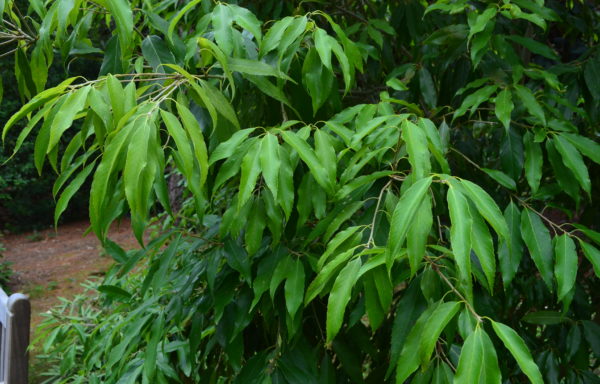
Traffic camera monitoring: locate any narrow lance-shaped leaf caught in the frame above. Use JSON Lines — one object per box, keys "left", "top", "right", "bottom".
{"left": 259, "top": 133, "right": 280, "bottom": 200}
{"left": 498, "top": 202, "right": 523, "bottom": 288}
{"left": 402, "top": 120, "right": 431, "bottom": 179}
{"left": 326, "top": 257, "right": 361, "bottom": 341}
{"left": 514, "top": 84, "right": 546, "bottom": 126}
{"left": 520, "top": 209, "right": 554, "bottom": 290}
{"left": 491, "top": 321, "right": 544, "bottom": 384}
{"left": 454, "top": 327, "right": 502, "bottom": 384}
{"left": 447, "top": 183, "right": 472, "bottom": 282}
{"left": 418, "top": 301, "right": 461, "bottom": 366}
{"left": 238, "top": 140, "right": 262, "bottom": 210}
{"left": 579, "top": 240, "right": 600, "bottom": 278}
{"left": 554, "top": 234, "right": 577, "bottom": 302}
{"left": 495, "top": 88, "right": 513, "bottom": 131}
{"left": 470, "top": 207, "right": 496, "bottom": 290}
{"left": 460, "top": 179, "right": 509, "bottom": 244}
{"left": 55, "top": 161, "right": 96, "bottom": 227}
{"left": 388, "top": 177, "right": 433, "bottom": 264}
{"left": 407, "top": 193, "right": 432, "bottom": 275}
{"left": 523, "top": 132, "right": 543, "bottom": 194}
{"left": 552, "top": 135, "right": 591, "bottom": 196}
{"left": 284, "top": 258, "right": 305, "bottom": 319}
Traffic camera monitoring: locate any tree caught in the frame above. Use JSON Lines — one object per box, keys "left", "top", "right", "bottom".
{"left": 2, "top": 0, "right": 600, "bottom": 382}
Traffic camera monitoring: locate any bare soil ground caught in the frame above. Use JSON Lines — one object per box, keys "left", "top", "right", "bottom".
{"left": 2, "top": 219, "right": 138, "bottom": 328}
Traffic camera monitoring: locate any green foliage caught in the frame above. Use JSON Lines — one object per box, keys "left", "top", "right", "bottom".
{"left": 2, "top": 0, "right": 600, "bottom": 383}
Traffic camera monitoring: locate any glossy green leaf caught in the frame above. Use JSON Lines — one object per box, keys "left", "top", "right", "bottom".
{"left": 579, "top": 240, "right": 600, "bottom": 278}
{"left": 209, "top": 128, "right": 255, "bottom": 165}
{"left": 447, "top": 184, "right": 472, "bottom": 281}
{"left": 498, "top": 202, "right": 523, "bottom": 288}
{"left": 522, "top": 311, "right": 567, "bottom": 325}
{"left": 554, "top": 234, "right": 577, "bottom": 302}
{"left": 326, "top": 257, "right": 361, "bottom": 341}
{"left": 460, "top": 179, "right": 509, "bottom": 243}
{"left": 471, "top": 207, "right": 496, "bottom": 290}
{"left": 402, "top": 120, "right": 431, "bottom": 179}
{"left": 388, "top": 177, "right": 433, "bottom": 262}
{"left": 481, "top": 168, "right": 516, "bottom": 191}
{"left": 284, "top": 258, "right": 305, "bottom": 319}
{"left": 560, "top": 132, "right": 600, "bottom": 164}
{"left": 55, "top": 161, "right": 96, "bottom": 227}
{"left": 259, "top": 133, "right": 281, "bottom": 200}
{"left": 514, "top": 85, "right": 546, "bottom": 126}
{"left": 407, "top": 193, "right": 432, "bottom": 275}
{"left": 494, "top": 89, "right": 513, "bottom": 131}
{"left": 491, "top": 321, "right": 544, "bottom": 384}
{"left": 552, "top": 135, "right": 591, "bottom": 196}
{"left": 454, "top": 327, "right": 501, "bottom": 384}
{"left": 238, "top": 140, "right": 261, "bottom": 209}
{"left": 418, "top": 301, "right": 461, "bottom": 366}
{"left": 523, "top": 132, "right": 543, "bottom": 193}
{"left": 520, "top": 209, "right": 553, "bottom": 290}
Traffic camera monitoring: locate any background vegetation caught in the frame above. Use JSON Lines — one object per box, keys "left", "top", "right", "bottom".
{"left": 0, "top": 0, "right": 599, "bottom": 383}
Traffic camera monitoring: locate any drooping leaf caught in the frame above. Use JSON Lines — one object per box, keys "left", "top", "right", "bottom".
{"left": 494, "top": 89, "right": 513, "bottom": 131}
{"left": 553, "top": 234, "right": 577, "bottom": 302}
{"left": 552, "top": 135, "right": 591, "bottom": 196}
{"left": 447, "top": 184, "right": 472, "bottom": 282}
{"left": 520, "top": 209, "right": 554, "bottom": 290}
{"left": 326, "top": 257, "right": 361, "bottom": 342}
{"left": 454, "top": 327, "right": 502, "bottom": 384}
{"left": 523, "top": 132, "right": 543, "bottom": 194}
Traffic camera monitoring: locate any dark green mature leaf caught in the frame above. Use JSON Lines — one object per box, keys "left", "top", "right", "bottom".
{"left": 481, "top": 168, "right": 516, "bottom": 191}
{"left": 520, "top": 209, "right": 554, "bottom": 290}
{"left": 418, "top": 301, "right": 461, "bottom": 366}
{"left": 552, "top": 135, "right": 591, "bottom": 196}
{"left": 553, "top": 234, "right": 577, "bottom": 302}
{"left": 470, "top": 207, "right": 496, "bottom": 290}
{"left": 326, "top": 257, "right": 361, "bottom": 341}
{"left": 494, "top": 89, "right": 513, "bottom": 131}
{"left": 447, "top": 184, "right": 472, "bottom": 282}
{"left": 284, "top": 258, "right": 305, "bottom": 319}
{"left": 259, "top": 133, "right": 280, "bottom": 200}
{"left": 407, "top": 194, "right": 432, "bottom": 275}
{"left": 523, "top": 132, "right": 542, "bottom": 194}
{"left": 560, "top": 132, "right": 600, "bottom": 164}
{"left": 418, "top": 67, "right": 437, "bottom": 108}
{"left": 402, "top": 120, "right": 431, "bottom": 180}
{"left": 141, "top": 35, "right": 176, "bottom": 73}
{"left": 460, "top": 179, "right": 509, "bottom": 243}
{"left": 454, "top": 327, "right": 501, "bottom": 384}
{"left": 104, "top": 0, "right": 134, "bottom": 55}
{"left": 514, "top": 85, "right": 546, "bottom": 126}
{"left": 579, "top": 240, "right": 600, "bottom": 278}
{"left": 491, "top": 321, "right": 544, "bottom": 384}
{"left": 302, "top": 47, "right": 333, "bottom": 115}
{"left": 583, "top": 54, "right": 600, "bottom": 100}
{"left": 522, "top": 311, "right": 567, "bottom": 325}
{"left": 498, "top": 202, "right": 523, "bottom": 287}
{"left": 388, "top": 177, "right": 433, "bottom": 263}
{"left": 238, "top": 140, "right": 261, "bottom": 209}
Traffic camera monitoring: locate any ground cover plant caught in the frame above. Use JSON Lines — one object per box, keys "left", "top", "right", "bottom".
{"left": 1, "top": 0, "right": 600, "bottom": 383}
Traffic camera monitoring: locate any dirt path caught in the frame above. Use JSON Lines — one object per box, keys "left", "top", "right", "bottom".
{"left": 2, "top": 219, "right": 138, "bottom": 327}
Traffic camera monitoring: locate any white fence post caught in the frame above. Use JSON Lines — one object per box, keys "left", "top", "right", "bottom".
{"left": 0, "top": 288, "right": 30, "bottom": 384}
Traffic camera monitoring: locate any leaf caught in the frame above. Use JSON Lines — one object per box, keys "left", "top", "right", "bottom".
{"left": 554, "top": 234, "right": 577, "bottom": 302}
{"left": 491, "top": 321, "right": 544, "bottom": 384}
{"left": 506, "top": 35, "right": 559, "bottom": 61}
{"left": 209, "top": 128, "right": 255, "bottom": 165}
{"left": 238, "top": 140, "right": 261, "bottom": 209}
{"left": 284, "top": 258, "right": 305, "bottom": 319}
{"left": 447, "top": 184, "right": 472, "bottom": 282}
{"left": 199, "top": 79, "right": 240, "bottom": 131}
{"left": 481, "top": 168, "right": 516, "bottom": 191}
{"left": 418, "top": 67, "right": 437, "bottom": 108}
{"left": 468, "top": 7, "right": 497, "bottom": 41}
{"left": 318, "top": 226, "right": 363, "bottom": 270}
{"left": 228, "top": 57, "right": 292, "bottom": 81}
{"left": 460, "top": 179, "right": 509, "bottom": 243}
{"left": 407, "top": 193, "right": 432, "bottom": 275}
{"left": 494, "top": 89, "right": 513, "bottom": 131}
{"left": 471, "top": 208, "right": 496, "bottom": 290}
{"left": 514, "top": 85, "right": 546, "bottom": 126}
{"left": 245, "top": 198, "right": 266, "bottom": 255}
{"left": 314, "top": 28, "right": 332, "bottom": 70}
{"left": 583, "top": 54, "right": 600, "bottom": 100}
{"left": 335, "top": 171, "right": 393, "bottom": 201}
{"left": 302, "top": 47, "right": 334, "bottom": 115}
{"left": 402, "top": 120, "right": 431, "bottom": 179}
{"left": 522, "top": 311, "right": 567, "bottom": 325}
{"left": 395, "top": 304, "right": 435, "bottom": 383}
{"left": 498, "top": 202, "right": 523, "bottom": 288}
{"left": 326, "top": 257, "right": 361, "bottom": 341}
{"left": 281, "top": 130, "right": 334, "bottom": 194}
{"left": 314, "top": 129, "right": 337, "bottom": 190}
{"left": 418, "top": 301, "right": 461, "bottom": 366}
{"left": 229, "top": 4, "right": 262, "bottom": 43}
{"left": 560, "top": 132, "right": 600, "bottom": 164}
{"left": 55, "top": 161, "right": 96, "bottom": 227}
{"left": 278, "top": 144, "right": 295, "bottom": 219}
{"left": 176, "top": 102, "right": 209, "bottom": 188}
{"left": 141, "top": 35, "right": 176, "bottom": 73}
{"left": 552, "top": 135, "right": 591, "bottom": 196}
{"left": 211, "top": 3, "right": 234, "bottom": 55}
{"left": 453, "top": 85, "right": 497, "bottom": 120}
{"left": 520, "top": 209, "right": 554, "bottom": 290}
{"left": 579, "top": 240, "right": 600, "bottom": 278}
{"left": 105, "top": 0, "right": 134, "bottom": 55}
{"left": 259, "top": 133, "right": 281, "bottom": 200}
{"left": 500, "top": 126, "right": 524, "bottom": 181}
{"left": 523, "top": 132, "right": 543, "bottom": 194}
{"left": 454, "top": 327, "right": 501, "bottom": 384}
{"left": 388, "top": 177, "right": 433, "bottom": 262}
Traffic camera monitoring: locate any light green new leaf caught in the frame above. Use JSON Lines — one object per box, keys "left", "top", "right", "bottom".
{"left": 407, "top": 193, "right": 432, "bottom": 275}
{"left": 554, "top": 234, "right": 577, "bottom": 302}
{"left": 579, "top": 240, "right": 600, "bottom": 278}
{"left": 277, "top": 16, "right": 307, "bottom": 57}
{"left": 552, "top": 135, "right": 591, "bottom": 196}
{"left": 494, "top": 89, "right": 513, "bottom": 131}
{"left": 259, "top": 133, "right": 280, "bottom": 200}
{"left": 318, "top": 226, "right": 362, "bottom": 270}
{"left": 514, "top": 85, "right": 546, "bottom": 126}
{"left": 228, "top": 57, "right": 292, "bottom": 81}
{"left": 326, "top": 257, "right": 361, "bottom": 342}
{"left": 176, "top": 102, "right": 209, "bottom": 188}
{"left": 402, "top": 120, "right": 431, "bottom": 179}
{"left": 460, "top": 179, "right": 509, "bottom": 243}
{"left": 47, "top": 86, "right": 90, "bottom": 153}
{"left": 454, "top": 327, "right": 501, "bottom": 384}
{"left": 238, "top": 140, "right": 262, "bottom": 209}
{"left": 491, "top": 321, "right": 544, "bottom": 384}
{"left": 209, "top": 128, "right": 255, "bottom": 165}
{"left": 281, "top": 130, "right": 334, "bottom": 194}
{"left": 55, "top": 161, "right": 96, "bottom": 227}
{"left": 260, "top": 16, "right": 294, "bottom": 56}
{"left": 388, "top": 177, "right": 433, "bottom": 262}
{"left": 523, "top": 132, "right": 543, "bottom": 194}
{"left": 447, "top": 185, "right": 472, "bottom": 282}
{"left": 471, "top": 208, "right": 496, "bottom": 290}
{"left": 105, "top": 0, "right": 134, "bottom": 54}
{"left": 284, "top": 258, "right": 305, "bottom": 319}
{"left": 314, "top": 129, "right": 337, "bottom": 189}
{"left": 520, "top": 209, "right": 553, "bottom": 290}
{"left": 419, "top": 301, "right": 461, "bottom": 366}
{"left": 314, "top": 27, "right": 332, "bottom": 70}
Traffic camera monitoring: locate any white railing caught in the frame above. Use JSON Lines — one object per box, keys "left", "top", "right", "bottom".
{"left": 0, "top": 288, "right": 29, "bottom": 384}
